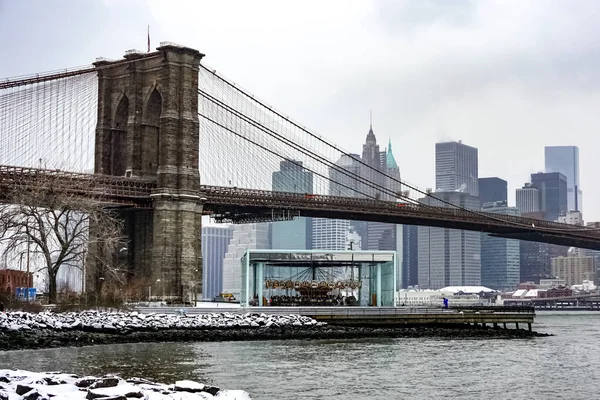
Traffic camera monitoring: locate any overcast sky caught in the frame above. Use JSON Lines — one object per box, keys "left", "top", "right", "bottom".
{"left": 1, "top": 0, "right": 599, "bottom": 221}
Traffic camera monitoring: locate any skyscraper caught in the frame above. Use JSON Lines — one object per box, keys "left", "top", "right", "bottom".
{"left": 312, "top": 219, "right": 353, "bottom": 250}
{"left": 329, "top": 154, "right": 363, "bottom": 197}
{"left": 222, "top": 224, "right": 269, "bottom": 298}
{"left": 478, "top": 177, "right": 507, "bottom": 207}
{"left": 545, "top": 146, "right": 582, "bottom": 212}
{"left": 313, "top": 153, "right": 363, "bottom": 250}
{"left": 531, "top": 172, "right": 568, "bottom": 221}
{"left": 365, "top": 137, "right": 402, "bottom": 251}
{"left": 418, "top": 192, "right": 481, "bottom": 289}
{"left": 361, "top": 124, "right": 383, "bottom": 199}
{"left": 480, "top": 202, "right": 520, "bottom": 291}
{"left": 402, "top": 224, "right": 419, "bottom": 288}
{"left": 435, "top": 141, "right": 479, "bottom": 196}
{"left": 202, "top": 226, "right": 233, "bottom": 300}
{"left": 271, "top": 160, "right": 313, "bottom": 250}
{"left": 516, "top": 183, "right": 540, "bottom": 214}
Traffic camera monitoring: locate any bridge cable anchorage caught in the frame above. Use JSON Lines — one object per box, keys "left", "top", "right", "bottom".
{"left": 198, "top": 64, "right": 594, "bottom": 233}
{"left": 197, "top": 89, "right": 412, "bottom": 204}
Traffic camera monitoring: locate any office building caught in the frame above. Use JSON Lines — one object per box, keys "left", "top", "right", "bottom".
{"left": 402, "top": 224, "right": 419, "bottom": 288}
{"left": 222, "top": 224, "right": 269, "bottom": 298}
{"left": 480, "top": 202, "right": 520, "bottom": 291}
{"left": 312, "top": 219, "right": 353, "bottom": 250}
{"left": 365, "top": 137, "right": 402, "bottom": 252}
{"left": 519, "top": 211, "right": 569, "bottom": 283}
{"left": 202, "top": 226, "right": 233, "bottom": 300}
{"left": 581, "top": 222, "right": 600, "bottom": 270}
{"left": 479, "top": 177, "right": 507, "bottom": 207}
{"left": 545, "top": 146, "right": 582, "bottom": 212}
{"left": 516, "top": 184, "right": 540, "bottom": 214}
{"left": 551, "top": 249, "right": 596, "bottom": 287}
{"left": 435, "top": 141, "right": 479, "bottom": 196}
{"left": 329, "top": 153, "right": 363, "bottom": 197}
{"left": 271, "top": 160, "right": 313, "bottom": 250}
{"left": 313, "top": 152, "right": 362, "bottom": 251}
{"left": 361, "top": 124, "right": 384, "bottom": 199}
{"left": 558, "top": 211, "right": 583, "bottom": 226}
{"left": 418, "top": 191, "right": 481, "bottom": 289}
{"left": 530, "top": 172, "right": 568, "bottom": 222}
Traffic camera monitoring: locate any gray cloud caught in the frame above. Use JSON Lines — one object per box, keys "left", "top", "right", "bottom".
{"left": 1, "top": 0, "right": 599, "bottom": 220}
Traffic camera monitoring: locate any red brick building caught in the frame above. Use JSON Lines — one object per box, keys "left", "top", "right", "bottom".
{"left": 0, "top": 269, "right": 33, "bottom": 293}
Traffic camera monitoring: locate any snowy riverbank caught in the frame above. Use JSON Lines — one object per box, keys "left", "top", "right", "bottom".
{"left": 0, "top": 369, "right": 251, "bottom": 399}
{"left": 0, "top": 310, "right": 549, "bottom": 351}
{"left": 0, "top": 310, "right": 323, "bottom": 332}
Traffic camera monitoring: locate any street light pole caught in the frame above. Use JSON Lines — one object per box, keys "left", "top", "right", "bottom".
{"left": 26, "top": 238, "right": 30, "bottom": 302}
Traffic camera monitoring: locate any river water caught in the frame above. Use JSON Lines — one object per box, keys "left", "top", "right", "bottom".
{"left": 2, "top": 312, "right": 599, "bottom": 399}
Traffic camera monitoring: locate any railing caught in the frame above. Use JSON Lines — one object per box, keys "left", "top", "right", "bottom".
{"left": 134, "top": 305, "right": 535, "bottom": 317}
{"left": 199, "top": 185, "right": 600, "bottom": 238}
{"left": 448, "top": 305, "right": 535, "bottom": 313}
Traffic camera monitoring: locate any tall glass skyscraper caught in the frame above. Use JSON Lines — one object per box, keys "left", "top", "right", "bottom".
{"left": 435, "top": 141, "right": 479, "bottom": 196}
{"left": 478, "top": 177, "right": 507, "bottom": 207}
{"left": 480, "top": 202, "right": 520, "bottom": 291}
{"left": 545, "top": 146, "right": 582, "bottom": 212}
{"left": 271, "top": 160, "right": 313, "bottom": 250}
{"left": 531, "top": 172, "right": 568, "bottom": 222}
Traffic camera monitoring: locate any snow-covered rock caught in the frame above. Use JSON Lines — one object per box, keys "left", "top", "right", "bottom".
{"left": 0, "top": 370, "right": 251, "bottom": 400}
{"left": 0, "top": 310, "right": 325, "bottom": 333}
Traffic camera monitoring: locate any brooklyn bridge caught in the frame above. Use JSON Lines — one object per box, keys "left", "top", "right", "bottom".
{"left": 1, "top": 42, "right": 599, "bottom": 300}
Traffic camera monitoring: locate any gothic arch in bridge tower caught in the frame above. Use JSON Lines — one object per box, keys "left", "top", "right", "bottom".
{"left": 142, "top": 88, "right": 162, "bottom": 177}
{"left": 111, "top": 94, "right": 129, "bottom": 176}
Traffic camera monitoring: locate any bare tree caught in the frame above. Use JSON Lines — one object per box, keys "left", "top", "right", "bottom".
{"left": 0, "top": 170, "right": 126, "bottom": 303}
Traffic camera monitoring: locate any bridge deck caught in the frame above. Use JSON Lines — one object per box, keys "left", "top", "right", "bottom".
{"left": 2, "top": 165, "right": 600, "bottom": 249}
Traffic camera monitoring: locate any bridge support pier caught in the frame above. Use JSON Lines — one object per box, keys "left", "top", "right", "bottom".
{"left": 151, "top": 196, "right": 203, "bottom": 303}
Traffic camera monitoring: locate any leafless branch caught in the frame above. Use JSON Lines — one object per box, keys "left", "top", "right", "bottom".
{"left": 0, "top": 172, "right": 126, "bottom": 303}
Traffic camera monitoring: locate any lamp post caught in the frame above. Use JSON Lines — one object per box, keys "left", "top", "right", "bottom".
{"left": 156, "top": 279, "right": 161, "bottom": 305}
{"left": 193, "top": 268, "right": 199, "bottom": 307}
{"left": 96, "top": 277, "right": 104, "bottom": 308}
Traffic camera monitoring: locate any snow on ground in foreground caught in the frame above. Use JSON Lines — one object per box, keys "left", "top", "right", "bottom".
{"left": 0, "top": 369, "right": 252, "bottom": 400}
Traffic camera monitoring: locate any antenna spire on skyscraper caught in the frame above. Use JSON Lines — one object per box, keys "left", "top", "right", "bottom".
{"left": 370, "top": 109, "right": 373, "bottom": 129}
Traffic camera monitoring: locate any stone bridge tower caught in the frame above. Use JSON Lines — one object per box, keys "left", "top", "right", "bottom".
{"left": 93, "top": 43, "right": 204, "bottom": 302}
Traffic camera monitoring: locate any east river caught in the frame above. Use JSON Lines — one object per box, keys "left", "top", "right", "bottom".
{"left": 2, "top": 312, "right": 599, "bottom": 399}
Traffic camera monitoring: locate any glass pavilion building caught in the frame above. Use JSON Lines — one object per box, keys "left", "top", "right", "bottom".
{"left": 240, "top": 250, "right": 397, "bottom": 307}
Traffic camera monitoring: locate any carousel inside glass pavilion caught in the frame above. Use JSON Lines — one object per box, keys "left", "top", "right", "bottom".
{"left": 240, "top": 250, "right": 397, "bottom": 307}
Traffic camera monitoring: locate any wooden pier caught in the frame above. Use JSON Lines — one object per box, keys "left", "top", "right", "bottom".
{"left": 139, "top": 305, "right": 536, "bottom": 331}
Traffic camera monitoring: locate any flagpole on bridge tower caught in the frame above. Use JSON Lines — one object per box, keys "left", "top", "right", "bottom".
{"left": 147, "top": 25, "right": 150, "bottom": 52}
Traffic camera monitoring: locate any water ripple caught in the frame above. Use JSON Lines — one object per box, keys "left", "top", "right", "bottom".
{"left": 2, "top": 312, "right": 600, "bottom": 399}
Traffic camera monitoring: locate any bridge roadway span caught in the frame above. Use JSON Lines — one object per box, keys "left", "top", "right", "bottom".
{"left": 137, "top": 306, "right": 536, "bottom": 331}
{"left": 2, "top": 165, "right": 600, "bottom": 250}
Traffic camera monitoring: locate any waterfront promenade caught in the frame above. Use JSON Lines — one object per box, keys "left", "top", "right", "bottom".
{"left": 136, "top": 305, "right": 536, "bottom": 331}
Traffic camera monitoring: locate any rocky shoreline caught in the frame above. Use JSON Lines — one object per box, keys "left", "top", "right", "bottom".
{"left": 0, "top": 369, "right": 251, "bottom": 399}
{"left": 1, "top": 325, "right": 550, "bottom": 352}
{"left": 0, "top": 310, "right": 550, "bottom": 351}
